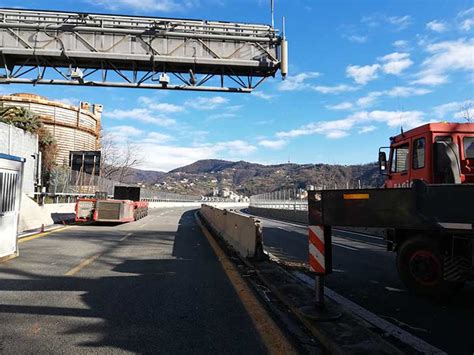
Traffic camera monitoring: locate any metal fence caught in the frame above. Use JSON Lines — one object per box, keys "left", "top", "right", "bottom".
{"left": 43, "top": 168, "right": 202, "bottom": 203}
{"left": 249, "top": 188, "right": 309, "bottom": 211}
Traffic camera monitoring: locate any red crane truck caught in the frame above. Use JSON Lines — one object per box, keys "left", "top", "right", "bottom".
{"left": 309, "top": 122, "right": 474, "bottom": 296}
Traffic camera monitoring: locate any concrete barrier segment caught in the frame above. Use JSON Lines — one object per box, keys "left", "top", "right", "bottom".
{"left": 200, "top": 204, "right": 263, "bottom": 259}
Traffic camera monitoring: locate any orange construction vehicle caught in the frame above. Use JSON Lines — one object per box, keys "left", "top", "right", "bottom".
{"left": 379, "top": 122, "right": 474, "bottom": 187}
{"left": 309, "top": 122, "right": 474, "bottom": 296}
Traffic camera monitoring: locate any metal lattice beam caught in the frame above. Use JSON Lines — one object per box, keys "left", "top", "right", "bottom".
{"left": 0, "top": 8, "right": 288, "bottom": 92}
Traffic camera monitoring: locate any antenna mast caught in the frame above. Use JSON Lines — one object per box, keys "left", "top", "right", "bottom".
{"left": 271, "top": 0, "right": 275, "bottom": 28}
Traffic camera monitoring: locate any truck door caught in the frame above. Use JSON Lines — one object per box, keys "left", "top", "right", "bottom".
{"left": 410, "top": 135, "right": 429, "bottom": 183}
{"left": 388, "top": 142, "right": 410, "bottom": 187}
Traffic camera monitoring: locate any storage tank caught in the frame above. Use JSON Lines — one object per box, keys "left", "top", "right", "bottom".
{"left": 0, "top": 93, "right": 102, "bottom": 165}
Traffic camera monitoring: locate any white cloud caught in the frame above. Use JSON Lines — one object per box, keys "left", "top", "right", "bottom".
{"left": 258, "top": 139, "right": 287, "bottom": 149}
{"left": 138, "top": 97, "right": 185, "bottom": 113}
{"left": 359, "top": 125, "right": 377, "bottom": 134}
{"left": 343, "top": 34, "right": 368, "bottom": 43}
{"left": 185, "top": 96, "right": 229, "bottom": 110}
{"left": 412, "top": 38, "right": 474, "bottom": 86}
{"left": 106, "top": 125, "right": 144, "bottom": 142}
{"left": 326, "top": 130, "right": 349, "bottom": 139}
{"left": 326, "top": 102, "right": 354, "bottom": 110}
{"left": 356, "top": 91, "right": 383, "bottom": 107}
{"left": 379, "top": 52, "right": 413, "bottom": 75}
{"left": 56, "top": 98, "right": 80, "bottom": 106}
{"left": 346, "top": 64, "right": 380, "bottom": 85}
{"left": 88, "top": 0, "right": 197, "bottom": 12}
{"left": 433, "top": 100, "right": 474, "bottom": 118}
{"left": 457, "top": 7, "right": 474, "bottom": 31}
{"left": 393, "top": 40, "right": 409, "bottom": 50}
{"left": 252, "top": 91, "right": 275, "bottom": 100}
{"left": 385, "top": 86, "right": 431, "bottom": 97}
{"left": 460, "top": 19, "right": 474, "bottom": 31}
{"left": 278, "top": 72, "right": 320, "bottom": 91}
{"left": 108, "top": 125, "right": 143, "bottom": 136}
{"left": 136, "top": 139, "right": 256, "bottom": 171}
{"left": 144, "top": 132, "right": 174, "bottom": 142}
{"left": 313, "top": 84, "right": 358, "bottom": 94}
{"left": 361, "top": 14, "right": 412, "bottom": 30}
{"left": 276, "top": 110, "right": 425, "bottom": 140}
{"left": 107, "top": 108, "right": 176, "bottom": 126}
{"left": 387, "top": 15, "right": 412, "bottom": 30}
{"left": 335, "top": 86, "right": 430, "bottom": 111}
{"left": 426, "top": 20, "right": 448, "bottom": 33}
{"left": 215, "top": 140, "right": 257, "bottom": 156}
{"left": 207, "top": 112, "right": 237, "bottom": 121}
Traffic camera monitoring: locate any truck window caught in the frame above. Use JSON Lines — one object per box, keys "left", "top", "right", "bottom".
{"left": 390, "top": 143, "right": 409, "bottom": 173}
{"left": 413, "top": 138, "right": 425, "bottom": 169}
{"left": 435, "top": 136, "right": 452, "bottom": 143}
{"left": 464, "top": 137, "right": 474, "bottom": 159}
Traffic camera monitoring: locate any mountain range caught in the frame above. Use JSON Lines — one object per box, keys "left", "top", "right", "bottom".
{"left": 125, "top": 159, "right": 385, "bottom": 196}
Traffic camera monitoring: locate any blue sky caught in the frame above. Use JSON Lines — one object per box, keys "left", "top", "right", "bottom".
{"left": 2, "top": 0, "right": 474, "bottom": 171}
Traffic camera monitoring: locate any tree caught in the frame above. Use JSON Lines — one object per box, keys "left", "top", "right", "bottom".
{"left": 0, "top": 106, "right": 42, "bottom": 133}
{"left": 462, "top": 102, "right": 473, "bottom": 123}
{"left": 0, "top": 106, "right": 58, "bottom": 187}
{"left": 100, "top": 134, "right": 142, "bottom": 183}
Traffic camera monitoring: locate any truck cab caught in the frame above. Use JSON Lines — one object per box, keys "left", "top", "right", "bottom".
{"left": 379, "top": 123, "right": 474, "bottom": 188}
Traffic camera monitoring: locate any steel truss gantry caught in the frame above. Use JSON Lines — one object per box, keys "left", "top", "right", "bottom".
{"left": 0, "top": 8, "right": 287, "bottom": 93}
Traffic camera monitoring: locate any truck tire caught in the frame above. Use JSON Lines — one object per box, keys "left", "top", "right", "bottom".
{"left": 397, "top": 237, "right": 456, "bottom": 297}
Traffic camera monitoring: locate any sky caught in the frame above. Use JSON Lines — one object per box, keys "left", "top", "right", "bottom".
{"left": 2, "top": 0, "right": 474, "bottom": 171}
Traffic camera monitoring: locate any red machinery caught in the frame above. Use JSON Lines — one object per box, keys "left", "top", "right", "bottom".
{"left": 310, "top": 122, "right": 474, "bottom": 296}
{"left": 75, "top": 187, "right": 148, "bottom": 223}
{"left": 379, "top": 122, "right": 474, "bottom": 187}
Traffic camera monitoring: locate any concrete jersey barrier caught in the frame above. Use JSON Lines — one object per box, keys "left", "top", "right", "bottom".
{"left": 200, "top": 204, "right": 263, "bottom": 259}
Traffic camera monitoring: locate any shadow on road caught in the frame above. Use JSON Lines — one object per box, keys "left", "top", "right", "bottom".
{"left": 0, "top": 210, "right": 265, "bottom": 353}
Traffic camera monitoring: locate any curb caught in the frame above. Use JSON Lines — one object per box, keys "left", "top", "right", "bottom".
{"left": 18, "top": 224, "right": 70, "bottom": 240}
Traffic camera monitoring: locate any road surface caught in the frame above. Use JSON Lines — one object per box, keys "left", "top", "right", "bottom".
{"left": 251, "top": 214, "right": 474, "bottom": 355}
{"left": 0, "top": 208, "right": 290, "bottom": 354}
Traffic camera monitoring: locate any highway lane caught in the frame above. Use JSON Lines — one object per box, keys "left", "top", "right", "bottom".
{"left": 251, "top": 215, "right": 474, "bottom": 354}
{"left": 0, "top": 208, "right": 283, "bottom": 354}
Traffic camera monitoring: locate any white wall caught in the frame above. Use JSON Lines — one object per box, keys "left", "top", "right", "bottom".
{"left": 0, "top": 122, "right": 38, "bottom": 196}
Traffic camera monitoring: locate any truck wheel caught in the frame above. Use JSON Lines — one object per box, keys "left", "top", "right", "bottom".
{"left": 397, "top": 237, "right": 454, "bottom": 297}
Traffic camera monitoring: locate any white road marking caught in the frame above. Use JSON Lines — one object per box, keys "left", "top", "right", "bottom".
{"left": 333, "top": 228, "right": 385, "bottom": 241}
{"left": 385, "top": 287, "right": 406, "bottom": 293}
{"left": 335, "top": 234, "right": 386, "bottom": 248}
{"left": 332, "top": 242, "right": 358, "bottom": 251}
{"left": 119, "top": 232, "right": 133, "bottom": 241}
{"left": 293, "top": 271, "right": 446, "bottom": 355}
{"left": 333, "top": 236, "right": 384, "bottom": 251}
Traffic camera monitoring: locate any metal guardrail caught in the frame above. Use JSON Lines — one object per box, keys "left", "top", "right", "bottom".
{"left": 250, "top": 188, "right": 308, "bottom": 211}
{"left": 249, "top": 200, "right": 308, "bottom": 211}
{"left": 33, "top": 192, "right": 235, "bottom": 204}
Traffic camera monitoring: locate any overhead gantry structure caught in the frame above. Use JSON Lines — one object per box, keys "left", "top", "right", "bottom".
{"left": 0, "top": 8, "right": 288, "bottom": 93}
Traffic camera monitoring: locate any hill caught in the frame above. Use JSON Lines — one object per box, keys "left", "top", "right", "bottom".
{"left": 131, "top": 159, "right": 385, "bottom": 196}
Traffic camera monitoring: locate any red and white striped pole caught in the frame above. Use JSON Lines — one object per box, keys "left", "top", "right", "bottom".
{"left": 308, "top": 224, "right": 332, "bottom": 307}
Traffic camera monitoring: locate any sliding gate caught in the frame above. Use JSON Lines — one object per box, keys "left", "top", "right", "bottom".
{"left": 0, "top": 153, "right": 24, "bottom": 260}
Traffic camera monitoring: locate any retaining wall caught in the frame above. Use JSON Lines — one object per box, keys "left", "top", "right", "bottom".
{"left": 200, "top": 205, "right": 263, "bottom": 258}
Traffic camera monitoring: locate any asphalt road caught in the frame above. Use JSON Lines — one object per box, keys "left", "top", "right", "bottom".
{"left": 0, "top": 208, "right": 270, "bottom": 354}
{"left": 251, "top": 215, "right": 474, "bottom": 355}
